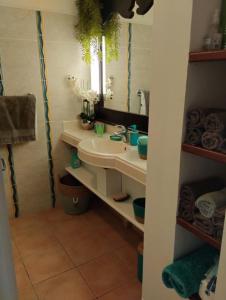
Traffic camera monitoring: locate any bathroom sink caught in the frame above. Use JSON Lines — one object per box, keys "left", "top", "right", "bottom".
{"left": 78, "top": 137, "right": 127, "bottom": 168}
{"left": 79, "top": 138, "right": 127, "bottom": 156}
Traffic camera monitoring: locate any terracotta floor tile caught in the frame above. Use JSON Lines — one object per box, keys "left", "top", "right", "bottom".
{"left": 12, "top": 241, "right": 21, "bottom": 263}
{"left": 114, "top": 245, "right": 138, "bottom": 276}
{"left": 63, "top": 232, "right": 113, "bottom": 266}
{"left": 78, "top": 253, "right": 134, "bottom": 297}
{"left": 10, "top": 215, "right": 50, "bottom": 239}
{"left": 53, "top": 217, "right": 94, "bottom": 245}
{"left": 42, "top": 208, "right": 74, "bottom": 223}
{"left": 23, "top": 246, "right": 73, "bottom": 284}
{"left": 98, "top": 281, "right": 142, "bottom": 300}
{"left": 18, "top": 286, "right": 38, "bottom": 300}
{"left": 15, "top": 229, "right": 60, "bottom": 259}
{"left": 35, "top": 269, "right": 94, "bottom": 300}
{"left": 15, "top": 261, "right": 32, "bottom": 291}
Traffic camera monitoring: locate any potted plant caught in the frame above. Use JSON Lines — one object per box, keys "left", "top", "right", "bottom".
{"left": 75, "top": 0, "right": 120, "bottom": 64}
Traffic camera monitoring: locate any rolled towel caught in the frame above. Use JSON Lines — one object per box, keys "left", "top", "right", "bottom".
{"left": 187, "top": 108, "right": 206, "bottom": 129}
{"left": 201, "top": 132, "right": 224, "bottom": 151}
{"left": 185, "top": 128, "right": 204, "bottom": 145}
{"left": 219, "top": 138, "right": 226, "bottom": 154}
{"left": 162, "top": 245, "right": 219, "bottom": 298}
{"left": 193, "top": 213, "right": 215, "bottom": 236}
{"left": 179, "top": 177, "right": 225, "bottom": 222}
{"left": 195, "top": 188, "right": 226, "bottom": 218}
{"left": 212, "top": 206, "right": 226, "bottom": 227}
{"left": 204, "top": 112, "right": 226, "bottom": 133}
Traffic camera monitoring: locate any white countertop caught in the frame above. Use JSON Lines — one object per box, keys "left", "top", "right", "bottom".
{"left": 61, "top": 121, "right": 147, "bottom": 185}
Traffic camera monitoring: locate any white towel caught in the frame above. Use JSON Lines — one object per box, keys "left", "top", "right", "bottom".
{"left": 196, "top": 187, "right": 226, "bottom": 218}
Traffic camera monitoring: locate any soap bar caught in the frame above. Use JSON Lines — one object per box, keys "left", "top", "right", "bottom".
{"left": 112, "top": 193, "right": 130, "bottom": 202}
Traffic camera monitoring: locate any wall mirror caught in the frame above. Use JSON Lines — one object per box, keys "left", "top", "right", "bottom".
{"left": 103, "top": 20, "right": 152, "bottom": 115}
{"left": 93, "top": 1, "right": 154, "bottom": 132}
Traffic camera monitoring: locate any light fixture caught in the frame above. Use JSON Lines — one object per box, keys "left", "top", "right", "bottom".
{"left": 90, "top": 38, "right": 100, "bottom": 94}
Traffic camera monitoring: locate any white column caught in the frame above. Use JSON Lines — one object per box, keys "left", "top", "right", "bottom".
{"left": 143, "top": 0, "right": 193, "bottom": 299}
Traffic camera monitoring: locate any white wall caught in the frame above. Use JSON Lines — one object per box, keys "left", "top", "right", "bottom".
{"left": 143, "top": 0, "right": 193, "bottom": 299}
{"left": 0, "top": 0, "right": 76, "bottom": 15}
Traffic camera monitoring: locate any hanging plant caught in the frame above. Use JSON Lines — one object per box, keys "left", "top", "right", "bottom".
{"left": 75, "top": 0, "right": 120, "bottom": 64}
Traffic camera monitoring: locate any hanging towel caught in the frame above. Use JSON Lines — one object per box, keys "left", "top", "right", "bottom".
{"left": 0, "top": 94, "right": 36, "bottom": 145}
{"left": 162, "top": 245, "right": 219, "bottom": 299}
{"left": 195, "top": 188, "right": 226, "bottom": 218}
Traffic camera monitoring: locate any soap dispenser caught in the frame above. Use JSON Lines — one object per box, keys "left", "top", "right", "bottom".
{"left": 129, "top": 124, "right": 139, "bottom": 146}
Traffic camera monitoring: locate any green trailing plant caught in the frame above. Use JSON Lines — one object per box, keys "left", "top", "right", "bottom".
{"left": 75, "top": 0, "right": 120, "bottom": 64}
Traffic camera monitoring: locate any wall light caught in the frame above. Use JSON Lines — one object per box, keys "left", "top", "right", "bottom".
{"left": 90, "top": 38, "right": 100, "bottom": 94}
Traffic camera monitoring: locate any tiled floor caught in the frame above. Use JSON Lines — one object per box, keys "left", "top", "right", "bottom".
{"left": 10, "top": 203, "right": 143, "bottom": 300}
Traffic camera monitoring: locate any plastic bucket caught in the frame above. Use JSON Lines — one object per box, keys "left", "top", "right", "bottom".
{"left": 133, "top": 198, "right": 145, "bottom": 224}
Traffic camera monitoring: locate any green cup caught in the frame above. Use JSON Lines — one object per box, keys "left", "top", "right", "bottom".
{"left": 95, "top": 123, "right": 105, "bottom": 137}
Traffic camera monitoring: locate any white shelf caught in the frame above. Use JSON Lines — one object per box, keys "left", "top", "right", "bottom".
{"left": 66, "top": 166, "right": 144, "bottom": 232}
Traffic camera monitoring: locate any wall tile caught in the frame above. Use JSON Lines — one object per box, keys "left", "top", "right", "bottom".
{"left": 0, "top": 6, "right": 37, "bottom": 41}
{"left": 42, "top": 12, "right": 77, "bottom": 42}
{"left": 0, "top": 7, "right": 90, "bottom": 215}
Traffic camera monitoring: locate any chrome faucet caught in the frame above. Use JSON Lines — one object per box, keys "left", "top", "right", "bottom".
{"left": 114, "top": 125, "right": 128, "bottom": 142}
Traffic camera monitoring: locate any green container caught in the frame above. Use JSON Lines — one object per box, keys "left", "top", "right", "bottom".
{"left": 137, "top": 136, "right": 148, "bottom": 160}
{"left": 133, "top": 198, "right": 145, "bottom": 224}
{"left": 137, "top": 243, "right": 144, "bottom": 282}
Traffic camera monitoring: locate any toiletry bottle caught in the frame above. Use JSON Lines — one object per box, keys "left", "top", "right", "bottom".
{"left": 204, "top": 9, "right": 222, "bottom": 50}
{"left": 71, "top": 150, "right": 80, "bottom": 169}
{"left": 129, "top": 124, "right": 139, "bottom": 146}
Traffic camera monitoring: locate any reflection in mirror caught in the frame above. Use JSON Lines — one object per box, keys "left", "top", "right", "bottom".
{"left": 103, "top": 21, "right": 152, "bottom": 115}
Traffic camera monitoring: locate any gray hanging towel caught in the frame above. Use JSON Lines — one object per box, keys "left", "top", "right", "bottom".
{"left": 0, "top": 94, "right": 36, "bottom": 145}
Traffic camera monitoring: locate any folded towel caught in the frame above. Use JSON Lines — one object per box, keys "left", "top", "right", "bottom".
{"left": 193, "top": 213, "right": 215, "bottom": 236}
{"left": 201, "top": 132, "right": 223, "bottom": 151}
{"left": 204, "top": 112, "right": 226, "bottom": 133}
{"left": 195, "top": 188, "right": 226, "bottom": 218}
{"left": 0, "top": 94, "right": 36, "bottom": 145}
{"left": 185, "top": 128, "right": 204, "bottom": 145}
{"left": 187, "top": 108, "right": 206, "bottom": 129}
{"left": 162, "top": 245, "right": 219, "bottom": 298}
{"left": 179, "top": 177, "right": 225, "bottom": 222}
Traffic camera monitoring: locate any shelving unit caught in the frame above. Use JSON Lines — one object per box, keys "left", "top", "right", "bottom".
{"left": 65, "top": 166, "right": 144, "bottom": 232}
{"left": 177, "top": 217, "right": 221, "bottom": 250}
{"left": 182, "top": 144, "right": 226, "bottom": 163}
{"left": 189, "top": 50, "right": 226, "bottom": 62}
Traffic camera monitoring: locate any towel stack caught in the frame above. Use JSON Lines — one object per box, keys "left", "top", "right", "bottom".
{"left": 186, "top": 108, "right": 226, "bottom": 153}
{"left": 199, "top": 258, "right": 219, "bottom": 299}
{"left": 162, "top": 245, "right": 219, "bottom": 298}
{"left": 179, "top": 177, "right": 226, "bottom": 241}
